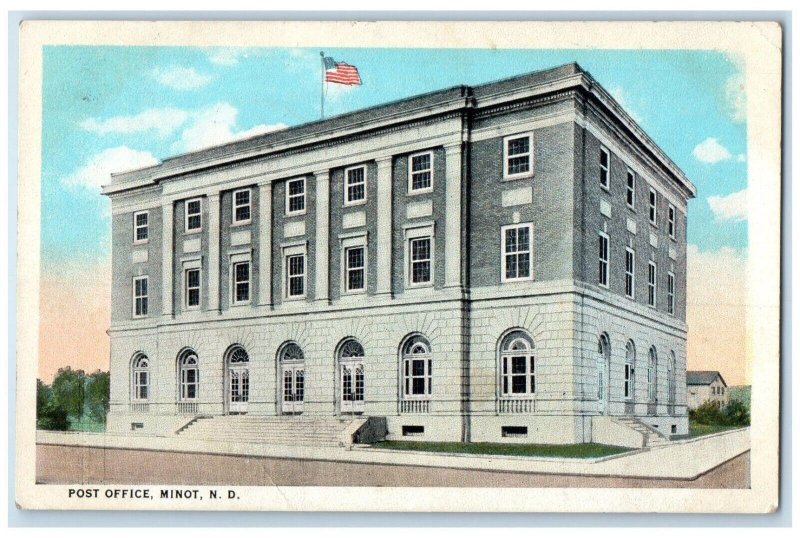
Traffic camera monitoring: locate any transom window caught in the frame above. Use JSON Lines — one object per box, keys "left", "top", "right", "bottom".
{"left": 502, "top": 223, "right": 533, "bottom": 282}
{"left": 402, "top": 335, "right": 432, "bottom": 397}
{"left": 648, "top": 347, "right": 658, "bottom": 402}
{"left": 345, "top": 166, "right": 366, "bottom": 205}
{"left": 345, "top": 246, "right": 366, "bottom": 292}
{"left": 625, "top": 247, "right": 635, "bottom": 298}
{"left": 178, "top": 351, "right": 199, "bottom": 401}
{"left": 185, "top": 198, "right": 202, "bottom": 232}
{"left": 499, "top": 330, "right": 535, "bottom": 397}
{"left": 409, "top": 152, "right": 433, "bottom": 193}
{"left": 624, "top": 341, "right": 635, "bottom": 400}
{"left": 504, "top": 133, "right": 533, "bottom": 179}
{"left": 648, "top": 261, "right": 657, "bottom": 307}
{"left": 280, "top": 342, "right": 305, "bottom": 362}
{"left": 598, "top": 232, "right": 610, "bottom": 288}
{"left": 409, "top": 236, "right": 432, "bottom": 285}
{"left": 286, "top": 178, "right": 306, "bottom": 215}
{"left": 233, "top": 261, "right": 250, "bottom": 304}
{"left": 340, "top": 339, "right": 365, "bottom": 359}
{"left": 600, "top": 147, "right": 610, "bottom": 189}
{"left": 131, "top": 354, "right": 149, "bottom": 401}
{"left": 134, "top": 211, "right": 149, "bottom": 243}
{"left": 185, "top": 268, "right": 201, "bottom": 309}
{"left": 287, "top": 253, "right": 305, "bottom": 298}
{"left": 668, "top": 204, "right": 676, "bottom": 239}
{"left": 133, "top": 275, "right": 148, "bottom": 317}
{"left": 667, "top": 271, "right": 675, "bottom": 315}
{"left": 626, "top": 170, "right": 635, "bottom": 208}
{"left": 229, "top": 347, "right": 249, "bottom": 364}
{"left": 648, "top": 188, "right": 658, "bottom": 225}
{"left": 233, "top": 188, "right": 251, "bottom": 223}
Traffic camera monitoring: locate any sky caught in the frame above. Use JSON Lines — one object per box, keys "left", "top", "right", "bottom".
{"left": 39, "top": 46, "right": 750, "bottom": 384}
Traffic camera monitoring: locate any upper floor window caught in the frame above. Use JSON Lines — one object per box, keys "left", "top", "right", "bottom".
{"left": 501, "top": 223, "right": 533, "bottom": 282}
{"left": 178, "top": 351, "right": 199, "bottom": 401}
{"left": 625, "top": 247, "right": 635, "bottom": 299}
{"left": 600, "top": 147, "right": 610, "bottom": 189}
{"left": 185, "top": 267, "right": 201, "bottom": 310}
{"left": 503, "top": 133, "right": 533, "bottom": 179}
{"left": 131, "top": 354, "right": 150, "bottom": 401}
{"left": 499, "top": 330, "right": 535, "bottom": 397}
{"left": 409, "top": 237, "right": 432, "bottom": 286}
{"left": 185, "top": 198, "right": 202, "bottom": 232}
{"left": 345, "top": 165, "right": 367, "bottom": 205}
{"left": 401, "top": 335, "right": 432, "bottom": 398}
{"left": 133, "top": 211, "right": 149, "bottom": 243}
{"left": 286, "top": 178, "right": 306, "bottom": 216}
{"left": 232, "top": 261, "right": 250, "bottom": 305}
{"left": 667, "top": 271, "right": 675, "bottom": 315}
{"left": 626, "top": 170, "right": 635, "bottom": 208}
{"left": 344, "top": 245, "right": 366, "bottom": 293}
{"left": 233, "top": 188, "right": 251, "bottom": 224}
{"left": 648, "top": 261, "right": 657, "bottom": 307}
{"left": 133, "top": 275, "right": 148, "bottom": 317}
{"left": 598, "top": 232, "right": 610, "bottom": 288}
{"left": 648, "top": 188, "right": 658, "bottom": 226}
{"left": 408, "top": 151, "right": 433, "bottom": 193}
{"left": 282, "top": 243, "right": 306, "bottom": 300}
{"left": 668, "top": 204, "right": 676, "bottom": 239}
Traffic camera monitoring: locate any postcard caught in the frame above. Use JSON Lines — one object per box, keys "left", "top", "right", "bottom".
{"left": 15, "top": 19, "right": 781, "bottom": 512}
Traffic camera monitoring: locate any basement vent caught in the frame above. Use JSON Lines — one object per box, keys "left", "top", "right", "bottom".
{"left": 671, "top": 425, "right": 677, "bottom": 434}
{"left": 130, "top": 422, "right": 144, "bottom": 431}
{"left": 402, "top": 425, "right": 424, "bottom": 436}
{"left": 502, "top": 426, "right": 528, "bottom": 438}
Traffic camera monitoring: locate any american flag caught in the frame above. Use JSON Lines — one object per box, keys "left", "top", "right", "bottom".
{"left": 322, "top": 56, "right": 362, "bottom": 85}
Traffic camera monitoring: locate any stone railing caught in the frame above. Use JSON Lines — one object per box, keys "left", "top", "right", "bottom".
{"left": 400, "top": 400, "right": 430, "bottom": 414}
{"left": 128, "top": 402, "right": 150, "bottom": 413}
{"left": 176, "top": 402, "right": 199, "bottom": 415}
{"left": 498, "top": 398, "right": 535, "bottom": 414}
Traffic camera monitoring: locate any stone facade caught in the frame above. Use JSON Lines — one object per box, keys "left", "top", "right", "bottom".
{"left": 103, "top": 63, "right": 696, "bottom": 443}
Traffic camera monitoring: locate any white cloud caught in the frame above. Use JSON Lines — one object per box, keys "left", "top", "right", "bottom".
{"left": 149, "top": 66, "right": 214, "bottom": 90}
{"left": 708, "top": 188, "right": 748, "bottom": 222}
{"left": 207, "top": 48, "right": 250, "bottom": 66}
{"left": 170, "top": 102, "right": 287, "bottom": 154}
{"left": 693, "top": 137, "right": 733, "bottom": 164}
{"left": 79, "top": 107, "right": 189, "bottom": 138}
{"left": 725, "top": 72, "right": 746, "bottom": 123}
{"left": 62, "top": 146, "right": 158, "bottom": 191}
{"left": 737, "top": 153, "right": 747, "bottom": 162}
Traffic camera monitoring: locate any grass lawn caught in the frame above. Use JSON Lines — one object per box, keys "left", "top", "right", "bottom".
{"left": 370, "top": 440, "right": 631, "bottom": 459}
{"left": 688, "top": 422, "right": 740, "bottom": 438}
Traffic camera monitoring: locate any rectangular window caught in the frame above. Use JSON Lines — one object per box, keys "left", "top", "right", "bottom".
{"left": 501, "top": 354, "right": 535, "bottom": 396}
{"left": 345, "top": 166, "right": 366, "bottom": 205}
{"left": 410, "top": 237, "right": 432, "bottom": 285}
{"left": 133, "top": 211, "right": 149, "bottom": 243}
{"left": 668, "top": 204, "right": 676, "bottom": 239}
{"left": 286, "top": 178, "right": 306, "bottom": 215}
{"left": 286, "top": 254, "right": 305, "bottom": 298}
{"left": 408, "top": 152, "right": 433, "bottom": 193}
{"left": 233, "top": 188, "right": 251, "bottom": 223}
{"left": 626, "top": 170, "right": 636, "bottom": 208}
{"left": 648, "top": 261, "right": 657, "bottom": 307}
{"left": 600, "top": 147, "right": 610, "bottom": 189}
{"left": 133, "top": 276, "right": 148, "bottom": 317}
{"left": 624, "top": 362, "right": 633, "bottom": 400}
{"left": 625, "top": 247, "right": 635, "bottom": 298}
{"left": 403, "top": 358, "right": 432, "bottom": 397}
{"left": 598, "top": 232, "right": 609, "bottom": 288}
{"left": 649, "top": 188, "right": 657, "bottom": 225}
{"left": 185, "top": 198, "right": 202, "bottom": 232}
{"left": 233, "top": 261, "right": 250, "bottom": 304}
{"left": 503, "top": 133, "right": 533, "bottom": 179}
{"left": 501, "top": 223, "right": 533, "bottom": 282}
{"left": 344, "top": 246, "right": 366, "bottom": 292}
{"left": 667, "top": 271, "right": 675, "bottom": 315}
{"left": 185, "top": 268, "right": 201, "bottom": 309}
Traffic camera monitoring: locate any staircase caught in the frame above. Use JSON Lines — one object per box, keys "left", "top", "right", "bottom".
{"left": 614, "top": 417, "right": 671, "bottom": 448}
{"left": 176, "top": 415, "right": 366, "bottom": 447}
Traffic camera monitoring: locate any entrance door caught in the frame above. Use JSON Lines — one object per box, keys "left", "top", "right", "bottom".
{"left": 281, "top": 365, "right": 305, "bottom": 414}
{"left": 340, "top": 362, "right": 365, "bottom": 413}
{"left": 228, "top": 366, "right": 249, "bottom": 414}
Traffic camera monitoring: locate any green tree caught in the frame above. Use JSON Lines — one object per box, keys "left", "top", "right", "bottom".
{"left": 85, "top": 370, "right": 110, "bottom": 424}
{"left": 689, "top": 400, "right": 725, "bottom": 425}
{"left": 722, "top": 398, "right": 750, "bottom": 426}
{"left": 36, "top": 378, "right": 69, "bottom": 431}
{"left": 51, "top": 367, "right": 86, "bottom": 422}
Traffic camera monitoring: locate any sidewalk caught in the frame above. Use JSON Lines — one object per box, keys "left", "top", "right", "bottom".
{"left": 36, "top": 427, "right": 749, "bottom": 480}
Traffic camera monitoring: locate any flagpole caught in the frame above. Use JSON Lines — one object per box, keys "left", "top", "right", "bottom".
{"left": 320, "top": 51, "right": 325, "bottom": 119}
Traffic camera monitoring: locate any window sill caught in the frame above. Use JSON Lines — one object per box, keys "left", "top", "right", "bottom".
{"left": 600, "top": 184, "right": 611, "bottom": 193}
{"left": 231, "top": 220, "right": 252, "bottom": 228}
{"left": 285, "top": 211, "right": 307, "bottom": 218}
{"left": 407, "top": 188, "right": 433, "bottom": 196}
{"left": 132, "top": 315, "right": 148, "bottom": 320}
{"left": 406, "top": 282, "right": 434, "bottom": 290}
{"left": 283, "top": 295, "right": 307, "bottom": 302}
{"left": 343, "top": 200, "right": 367, "bottom": 208}
{"left": 501, "top": 276, "right": 535, "bottom": 284}
{"left": 230, "top": 301, "right": 252, "bottom": 308}
{"left": 133, "top": 239, "right": 149, "bottom": 246}
{"left": 501, "top": 173, "right": 535, "bottom": 182}
{"left": 184, "top": 229, "right": 202, "bottom": 236}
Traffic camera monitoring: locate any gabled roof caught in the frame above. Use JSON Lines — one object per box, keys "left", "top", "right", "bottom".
{"left": 687, "top": 371, "right": 727, "bottom": 387}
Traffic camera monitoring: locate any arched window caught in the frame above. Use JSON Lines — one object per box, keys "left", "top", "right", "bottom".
{"left": 279, "top": 342, "right": 305, "bottom": 413}
{"left": 668, "top": 351, "right": 676, "bottom": 404}
{"left": 597, "top": 334, "right": 610, "bottom": 402}
{"left": 228, "top": 346, "right": 249, "bottom": 364}
{"left": 648, "top": 346, "right": 658, "bottom": 402}
{"left": 225, "top": 346, "right": 250, "bottom": 413}
{"left": 280, "top": 342, "right": 305, "bottom": 362}
{"left": 500, "top": 330, "right": 535, "bottom": 397}
{"left": 131, "top": 353, "right": 149, "bottom": 401}
{"left": 337, "top": 338, "right": 365, "bottom": 412}
{"left": 624, "top": 340, "right": 635, "bottom": 401}
{"left": 178, "top": 350, "right": 199, "bottom": 401}
{"left": 401, "top": 335, "right": 432, "bottom": 398}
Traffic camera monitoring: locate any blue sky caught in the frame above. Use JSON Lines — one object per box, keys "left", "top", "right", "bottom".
{"left": 41, "top": 46, "right": 748, "bottom": 270}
